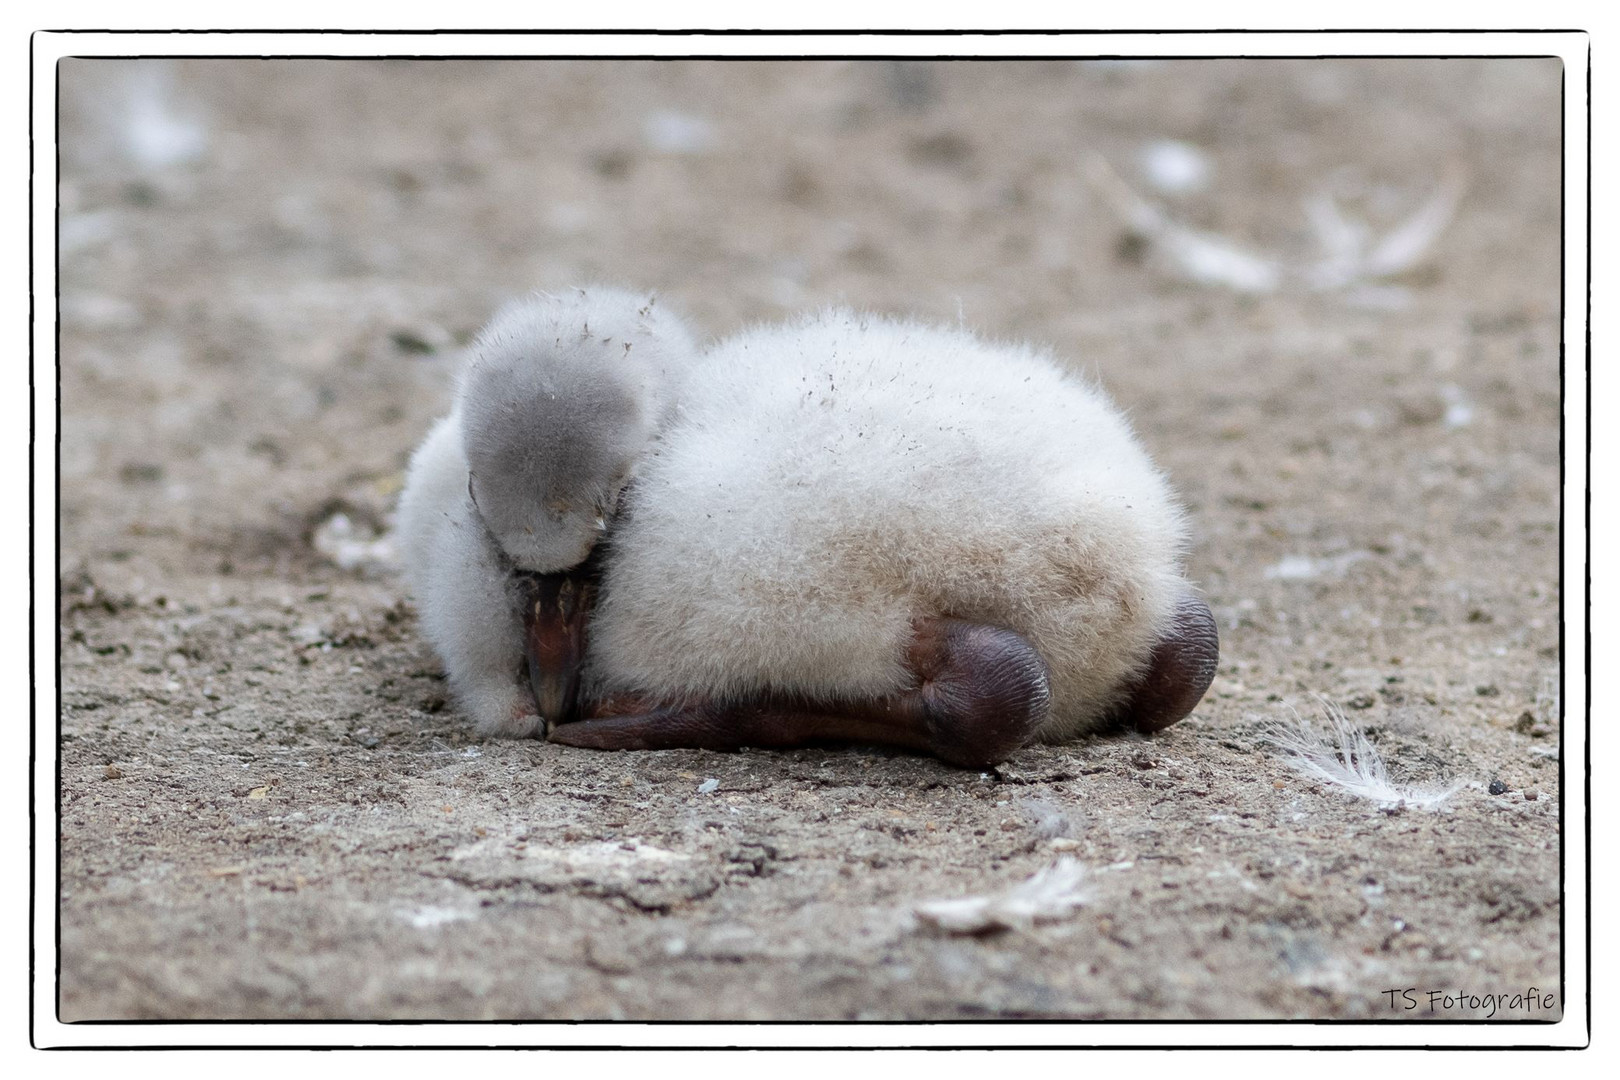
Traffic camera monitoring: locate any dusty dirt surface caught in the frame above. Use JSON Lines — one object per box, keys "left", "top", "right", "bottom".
{"left": 55, "top": 57, "right": 1564, "bottom": 1026}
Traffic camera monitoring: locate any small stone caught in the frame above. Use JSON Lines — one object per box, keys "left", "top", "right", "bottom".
{"left": 102, "top": 764, "right": 122, "bottom": 780}
{"left": 1488, "top": 779, "right": 1508, "bottom": 796}
{"left": 1396, "top": 392, "right": 1446, "bottom": 426}
{"left": 593, "top": 149, "right": 634, "bottom": 179}
{"left": 1523, "top": 789, "right": 1539, "bottom": 801}
{"left": 389, "top": 328, "right": 437, "bottom": 355}
{"left": 119, "top": 462, "right": 164, "bottom": 485}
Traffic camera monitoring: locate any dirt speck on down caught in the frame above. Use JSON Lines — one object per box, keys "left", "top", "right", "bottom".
{"left": 55, "top": 55, "right": 1563, "bottom": 1029}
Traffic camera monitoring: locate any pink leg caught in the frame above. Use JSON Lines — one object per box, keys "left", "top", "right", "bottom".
{"left": 547, "top": 617, "right": 1052, "bottom": 769}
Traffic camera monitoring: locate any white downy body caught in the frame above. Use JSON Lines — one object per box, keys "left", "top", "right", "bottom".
{"left": 585, "top": 310, "right": 1191, "bottom": 739}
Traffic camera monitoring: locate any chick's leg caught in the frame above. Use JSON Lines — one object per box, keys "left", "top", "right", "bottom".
{"left": 545, "top": 617, "right": 1051, "bottom": 769}
{"left": 1111, "top": 593, "right": 1219, "bottom": 734}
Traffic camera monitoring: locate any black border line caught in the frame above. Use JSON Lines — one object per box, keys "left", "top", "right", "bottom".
{"left": 60, "top": 53, "right": 1567, "bottom": 62}
{"left": 35, "top": 28, "right": 1592, "bottom": 35}
{"left": 32, "top": 28, "right": 1590, "bottom": 1052}
{"left": 1580, "top": 34, "right": 1592, "bottom": 1052}
{"left": 28, "top": 22, "right": 39, "bottom": 1058}
{"left": 52, "top": 46, "right": 63, "bottom": 1040}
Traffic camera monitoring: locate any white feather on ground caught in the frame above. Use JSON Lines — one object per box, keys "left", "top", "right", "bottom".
{"left": 1086, "top": 154, "right": 1464, "bottom": 302}
{"left": 1305, "top": 168, "right": 1467, "bottom": 290}
{"left": 1359, "top": 168, "right": 1467, "bottom": 279}
{"left": 914, "top": 858, "right": 1090, "bottom": 934}
{"left": 1086, "top": 155, "right": 1282, "bottom": 294}
{"left": 1262, "top": 701, "right": 1464, "bottom": 811}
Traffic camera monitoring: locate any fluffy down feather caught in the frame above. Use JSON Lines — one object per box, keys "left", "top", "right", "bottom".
{"left": 397, "top": 286, "right": 697, "bottom": 735}
{"left": 585, "top": 310, "right": 1191, "bottom": 739}
{"left": 459, "top": 288, "right": 695, "bottom": 573}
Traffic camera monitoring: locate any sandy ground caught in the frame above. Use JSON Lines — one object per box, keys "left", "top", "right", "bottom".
{"left": 54, "top": 56, "right": 1564, "bottom": 1027}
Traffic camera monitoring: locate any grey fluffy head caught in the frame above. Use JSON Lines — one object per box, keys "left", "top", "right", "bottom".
{"left": 458, "top": 287, "right": 696, "bottom": 573}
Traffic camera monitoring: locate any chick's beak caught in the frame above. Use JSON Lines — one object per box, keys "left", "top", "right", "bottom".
{"left": 514, "top": 564, "right": 598, "bottom": 730}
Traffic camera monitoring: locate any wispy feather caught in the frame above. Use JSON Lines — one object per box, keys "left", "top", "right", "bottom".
{"left": 1262, "top": 701, "right": 1463, "bottom": 811}
{"left": 1086, "top": 153, "right": 1464, "bottom": 304}
{"left": 1086, "top": 155, "right": 1282, "bottom": 294}
{"left": 915, "top": 858, "right": 1090, "bottom": 934}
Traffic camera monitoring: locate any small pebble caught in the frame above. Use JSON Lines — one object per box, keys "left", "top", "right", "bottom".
{"left": 1488, "top": 779, "right": 1508, "bottom": 795}
{"left": 1523, "top": 789, "right": 1539, "bottom": 801}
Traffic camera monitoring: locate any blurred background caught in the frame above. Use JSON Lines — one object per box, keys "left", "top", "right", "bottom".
{"left": 58, "top": 57, "right": 1560, "bottom": 583}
